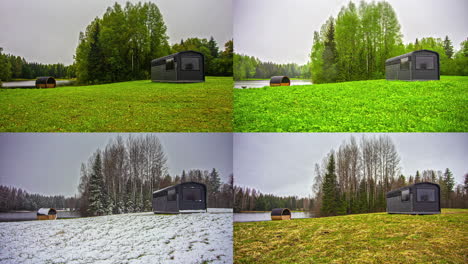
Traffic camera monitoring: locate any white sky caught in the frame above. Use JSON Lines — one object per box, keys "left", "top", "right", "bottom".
{"left": 234, "top": 133, "right": 468, "bottom": 198}
{"left": 0, "top": 0, "right": 232, "bottom": 65}
{"left": 234, "top": 0, "right": 468, "bottom": 65}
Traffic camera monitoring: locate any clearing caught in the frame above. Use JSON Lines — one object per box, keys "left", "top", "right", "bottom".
{"left": 234, "top": 208, "right": 468, "bottom": 263}
{"left": 0, "top": 210, "right": 233, "bottom": 264}
{"left": 0, "top": 77, "right": 232, "bottom": 132}
{"left": 234, "top": 76, "right": 468, "bottom": 132}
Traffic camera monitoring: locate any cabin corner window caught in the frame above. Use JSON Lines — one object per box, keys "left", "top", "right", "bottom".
{"left": 417, "top": 188, "right": 435, "bottom": 202}
{"left": 401, "top": 189, "right": 410, "bottom": 202}
{"left": 415, "top": 56, "right": 434, "bottom": 70}
{"left": 166, "top": 58, "right": 175, "bottom": 71}
{"left": 400, "top": 57, "right": 409, "bottom": 70}
{"left": 181, "top": 57, "right": 200, "bottom": 71}
{"left": 183, "top": 188, "right": 202, "bottom": 201}
{"left": 167, "top": 189, "right": 176, "bottom": 201}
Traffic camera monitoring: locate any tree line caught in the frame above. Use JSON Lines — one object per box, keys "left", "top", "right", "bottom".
{"left": 313, "top": 135, "right": 468, "bottom": 217}
{"left": 0, "top": 185, "right": 78, "bottom": 212}
{"left": 0, "top": 47, "right": 74, "bottom": 83}
{"left": 233, "top": 185, "right": 313, "bottom": 213}
{"left": 74, "top": 1, "right": 233, "bottom": 84}
{"left": 310, "top": 1, "right": 468, "bottom": 84}
{"left": 233, "top": 53, "right": 311, "bottom": 81}
{"left": 78, "top": 134, "right": 233, "bottom": 217}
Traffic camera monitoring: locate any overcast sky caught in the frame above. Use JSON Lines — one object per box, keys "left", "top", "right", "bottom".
{"left": 234, "top": 133, "right": 468, "bottom": 198}
{"left": 0, "top": 133, "right": 233, "bottom": 197}
{"left": 234, "top": 0, "right": 468, "bottom": 65}
{"left": 0, "top": 0, "right": 232, "bottom": 65}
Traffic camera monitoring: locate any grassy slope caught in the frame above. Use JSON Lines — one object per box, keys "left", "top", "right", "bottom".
{"left": 234, "top": 209, "right": 468, "bottom": 264}
{"left": 0, "top": 77, "right": 232, "bottom": 132}
{"left": 234, "top": 76, "right": 468, "bottom": 132}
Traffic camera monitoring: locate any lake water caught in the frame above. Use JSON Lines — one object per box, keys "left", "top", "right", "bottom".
{"left": 234, "top": 80, "right": 312, "bottom": 89}
{"left": 1, "top": 80, "right": 73, "bottom": 88}
{"left": 0, "top": 211, "right": 81, "bottom": 222}
{"left": 234, "top": 211, "right": 315, "bottom": 222}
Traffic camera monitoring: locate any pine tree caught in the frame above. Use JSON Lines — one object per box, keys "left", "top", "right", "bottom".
{"left": 208, "top": 168, "right": 222, "bottom": 207}
{"left": 322, "top": 17, "right": 338, "bottom": 83}
{"left": 87, "top": 152, "right": 107, "bottom": 216}
{"left": 415, "top": 171, "right": 421, "bottom": 183}
{"left": 320, "top": 153, "right": 341, "bottom": 216}
{"left": 442, "top": 168, "right": 455, "bottom": 207}
{"left": 443, "top": 36, "right": 454, "bottom": 59}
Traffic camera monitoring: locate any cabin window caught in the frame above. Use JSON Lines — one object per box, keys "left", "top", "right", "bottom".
{"left": 400, "top": 57, "right": 409, "bottom": 70}
{"left": 183, "top": 188, "right": 202, "bottom": 201}
{"left": 415, "top": 56, "right": 434, "bottom": 70}
{"left": 167, "top": 189, "right": 176, "bottom": 201}
{"left": 417, "top": 188, "right": 435, "bottom": 202}
{"left": 401, "top": 189, "right": 410, "bottom": 202}
{"left": 181, "top": 57, "right": 200, "bottom": 71}
{"left": 166, "top": 58, "right": 175, "bottom": 71}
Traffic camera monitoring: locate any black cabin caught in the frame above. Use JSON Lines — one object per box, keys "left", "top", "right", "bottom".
{"left": 385, "top": 50, "right": 440, "bottom": 81}
{"left": 386, "top": 182, "right": 441, "bottom": 215}
{"left": 150, "top": 51, "right": 205, "bottom": 83}
{"left": 152, "top": 182, "right": 207, "bottom": 214}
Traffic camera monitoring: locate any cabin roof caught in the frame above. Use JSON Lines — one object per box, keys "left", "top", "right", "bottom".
{"left": 151, "top": 50, "right": 204, "bottom": 64}
{"left": 152, "top": 181, "right": 205, "bottom": 195}
{"left": 271, "top": 208, "right": 291, "bottom": 216}
{"left": 37, "top": 208, "right": 57, "bottom": 215}
{"left": 386, "top": 182, "right": 439, "bottom": 198}
{"left": 385, "top": 49, "right": 439, "bottom": 64}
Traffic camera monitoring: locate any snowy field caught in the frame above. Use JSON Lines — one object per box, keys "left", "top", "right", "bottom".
{"left": 0, "top": 209, "right": 232, "bottom": 264}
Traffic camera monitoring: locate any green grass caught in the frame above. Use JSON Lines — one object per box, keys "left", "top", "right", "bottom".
{"left": 0, "top": 76, "right": 232, "bottom": 132}
{"left": 234, "top": 209, "right": 468, "bottom": 264}
{"left": 234, "top": 75, "right": 468, "bottom": 132}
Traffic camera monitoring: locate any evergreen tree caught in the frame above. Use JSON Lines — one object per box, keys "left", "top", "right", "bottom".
{"left": 443, "top": 36, "right": 454, "bottom": 59}
{"left": 415, "top": 171, "right": 421, "bottom": 183}
{"left": 321, "top": 17, "right": 337, "bottom": 83}
{"left": 87, "top": 152, "right": 107, "bottom": 216}
{"left": 320, "top": 153, "right": 341, "bottom": 216}
{"left": 442, "top": 168, "right": 455, "bottom": 206}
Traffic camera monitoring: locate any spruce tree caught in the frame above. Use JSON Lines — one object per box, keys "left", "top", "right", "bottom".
{"left": 87, "top": 152, "right": 106, "bottom": 216}
{"left": 443, "top": 36, "right": 454, "bottom": 59}
{"left": 320, "top": 153, "right": 341, "bottom": 216}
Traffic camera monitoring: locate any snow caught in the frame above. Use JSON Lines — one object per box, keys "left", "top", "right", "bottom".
{"left": 36, "top": 208, "right": 53, "bottom": 215}
{"left": 0, "top": 209, "right": 233, "bottom": 264}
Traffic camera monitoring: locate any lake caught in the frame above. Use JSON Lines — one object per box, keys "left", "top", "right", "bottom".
{"left": 234, "top": 211, "right": 315, "bottom": 222}
{"left": 0, "top": 211, "right": 81, "bottom": 222}
{"left": 1, "top": 80, "right": 73, "bottom": 88}
{"left": 234, "top": 79, "right": 312, "bottom": 89}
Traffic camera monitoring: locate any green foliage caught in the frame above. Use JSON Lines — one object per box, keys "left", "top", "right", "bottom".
{"left": 172, "top": 37, "right": 233, "bottom": 76}
{"left": 234, "top": 209, "right": 468, "bottom": 264}
{"left": 0, "top": 76, "right": 233, "bottom": 132}
{"left": 320, "top": 153, "right": 344, "bottom": 216}
{"left": 0, "top": 47, "right": 12, "bottom": 82}
{"left": 311, "top": 1, "right": 403, "bottom": 83}
{"left": 234, "top": 76, "right": 468, "bottom": 132}
{"left": 75, "top": 2, "right": 170, "bottom": 84}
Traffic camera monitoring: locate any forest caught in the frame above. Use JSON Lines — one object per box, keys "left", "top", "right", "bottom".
{"left": 74, "top": 1, "right": 232, "bottom": 84}
{"left": 0, "top": 185, "right": 78, "bottom": 212}
{"left": 0, "top": 47, "right": 74, "bottom": 83}
{"left": 313, "top": 135, "right": 468, "bottom": 216}
{"left": 233, "top": 135, "right": 468, "bottom": 215}
{"left": 77, "top": 134, "right": 233, "bottom": 217}
{"left": 233, "top": 53, "right": 311, "bottom": 81}
{"left": 310, "top": 1, "right": 468, "bottom": 84}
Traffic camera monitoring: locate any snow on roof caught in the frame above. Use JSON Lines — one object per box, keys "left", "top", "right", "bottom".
{"left": 37, "top": 208, "right": 54, "bottom": 215}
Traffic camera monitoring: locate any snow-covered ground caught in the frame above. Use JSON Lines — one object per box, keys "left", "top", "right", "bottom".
{"left": 0, "top": 210, "right": 232, "bottom": 264}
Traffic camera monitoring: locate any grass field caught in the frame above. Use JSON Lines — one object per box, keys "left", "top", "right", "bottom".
{"left": 234, "top": 76, "right": 468, "bottom": 132}
{"left": 234, "top": 209, "right": 468, "bottom": 264}
{"left": 0, "top": 77, "right": 232, "bottom": 132}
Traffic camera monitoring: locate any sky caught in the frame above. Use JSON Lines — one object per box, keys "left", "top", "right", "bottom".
{"left": 0, "top": 0, "right": 232, "bottom": 65}
{"left": 234, "top": 133, "right": 468, "bottom": 198}
{"left": 234, "top": 0, "right": 468, "bottom": 65}
{"left": 0, "top": 133, "right": 233, "bottom": 197}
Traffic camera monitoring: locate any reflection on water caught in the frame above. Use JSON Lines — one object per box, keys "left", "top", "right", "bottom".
{"left": 234, "top": 80, "right": 312, "bottom": 89}
{"left": 234, "top": 211, "right": 315, "bottom": 222}
{"left": 1, "top": 80, "right": 73, "bottom": 88}
{"left": 0, "top": 211, "right": 81, "bottom": 222}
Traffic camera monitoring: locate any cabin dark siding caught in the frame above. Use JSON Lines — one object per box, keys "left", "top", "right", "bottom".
{"left": 386, "top": 182, "right": 440, "bottom": 214}
{"left": 152, "top": 182, "right": 206, "bottom": 213}
{"left": 385, "top": 50, "right": 439, "bottom": 81}
{"left": 151, "top": 51, "right": 205, "bottom": 83}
